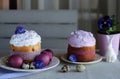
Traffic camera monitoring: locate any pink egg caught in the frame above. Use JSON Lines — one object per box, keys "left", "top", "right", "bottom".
{"left": 35, "top": 53, "right": 50, "bottom": 66}
{"left": 41, "top": 49, "right": 53, "bottom": 60}
{"left": 8, "top": 55, "right": 23, "bottom": 68}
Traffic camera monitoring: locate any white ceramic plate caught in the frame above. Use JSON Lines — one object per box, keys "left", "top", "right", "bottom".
{"left": 0, "top": 56, "right": 60, "bottom": 72}
{"left": 61, "top": 54, "right": 102, "bottom": 65}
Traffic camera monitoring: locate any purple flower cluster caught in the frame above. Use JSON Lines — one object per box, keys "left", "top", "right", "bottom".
{"left": 68, "top": 54, "right": 77, "bottom": 62}
{"left": 33, "top": 60, "right": 45, "bottom": 69}
{"left": 98, "top": 16, "right": 112, "bottom": 30}
{"left": 15, "top": 26, "right": 26, "bottom": 34}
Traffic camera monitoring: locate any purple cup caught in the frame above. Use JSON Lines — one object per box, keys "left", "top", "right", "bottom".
{"left": 97, "top": 33, "right": 120, "bottom": 56}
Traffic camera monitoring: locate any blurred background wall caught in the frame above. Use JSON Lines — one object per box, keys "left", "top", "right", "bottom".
{"left": 0, "top": 0, "right": 119, "bottom": 49}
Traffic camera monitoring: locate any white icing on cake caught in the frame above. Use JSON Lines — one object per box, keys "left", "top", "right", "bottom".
{"left": 10, "top": 30, "right": 41, "bottom": 47}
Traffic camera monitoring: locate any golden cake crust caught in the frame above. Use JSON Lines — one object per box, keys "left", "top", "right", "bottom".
{"left": 10, "top": 43, "right": 41, "bottom": 53}
{"left": 77, "top": 54, "right": 95, "bottom": 62}
{"left": 67, "top": 44, "right": 95, "bottom": 62}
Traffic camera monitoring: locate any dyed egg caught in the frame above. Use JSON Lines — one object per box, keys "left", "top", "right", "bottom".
{"left": 35, "top": 53, "right": 51, "bottom": 66}
{"left": 41, "top": 49, "right": 53, "bottom": 60}
{"left": 8, "top": 55, "right": 23, "bottom": 68}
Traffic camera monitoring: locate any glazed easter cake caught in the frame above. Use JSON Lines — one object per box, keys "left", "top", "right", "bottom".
{"left": 10, "top": 26, "right": 41, "bottom": 62}
{"left": 67, "top": 30, "right": 96, "bottom": 62}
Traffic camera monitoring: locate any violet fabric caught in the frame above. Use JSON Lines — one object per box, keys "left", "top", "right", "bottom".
{"left": 11, "top": 50, "right": 41, "bottom": 60}
{"left": 68, "top": 50, "right": 95, "bottom": 55}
